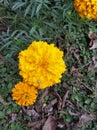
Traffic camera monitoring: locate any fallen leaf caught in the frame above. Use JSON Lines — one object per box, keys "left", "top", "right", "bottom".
{"left": 76, "top": 113, "right": 95, "bottom": 127}
{"left": 92, "top": 56, "right": 97, "bottom": 68}
{"left": 57, "top": 118, "right": 65, "bottom": 129}
{"left": 26, "top": 108, "right": 40, "bottom": 118}
{"left": 45, "top": 98, "right": 57, "bottom": 113}
{"left": 74, "top": 83, "right": 86, "bottom": 89}
{"left": 39, "top": 88, "right": 49, "bottom": 103}
{"left": 88, "top": 56, "right": 97, "bottom": 72}
{"left": 62, "top": 90, "right": 69, "bottom": 108}
{"left": 65, "top": 47, "right": 76, "bottom": 57}
{"left": 57, "top": 40, "right": 63, "bottom": 49}
{"left": 62, "top": 82, "right": 68, "bottom": 89}
{"left": 22, "top": 106, "right": 40, "bottom": 119}
{"left": 28, "top": 118, "right": 46, "bottom": 128}
{"left": 9, "top": 113, "right": 17, "bottom": 123}
{"left": 70, "top": 66, "right": 83, "bottom": 78}
{"left": 88, "top": 31, "right": 97, "bottom": 50}
{"left": 89, "top": 39, "right": 97, "bottom": 50}
{"left": 95, "top": 81, "right": 97, "bottom": 91}
{"left": 42, "top": 116, "right": 57, "bottom": 130}
{"left": 88, "top": 31, "right": 97, "bottom": 40}
{"left": 30, "top": 128, "right": 36, "bottom": 130}
{"left": 73, "top": 51, "right": 81, "bottom": 65}
{"left": 88, "top": 64, "right": 95, "bottom": 72}
{"left": 54, "top": 90, "right": 62, "bottom": 110}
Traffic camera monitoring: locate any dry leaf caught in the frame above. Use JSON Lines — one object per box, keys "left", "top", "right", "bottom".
{"left": 62, "top": 90, "right": 69, "bottom": 108}
{"left": 9, "top": 113, "right": 17, "bottom": 123}
{"left": 88, "top": 64, "right": 94, "bottom": 72}
{"left": 42, "top": 116, "right": 57, "bottom": 130}
{"left": 88, "top": 56, "right": 97, "bottom": 72}
{"left": 95, "top": 81, "right": 97, "bottom": 91}
{"left": 39, "top": 88, "right": 49, "bottom": 103}
{"left": 88, "top": 31, "right": 97, "bottom": 50}
{"left": 62, "top": 82, "right": 68, "bottom": 89}
{"left": 76, "top": 113, "right": 95, "bottom": 127}
{"left": 54, "top": 90, "right": 62, "bottom": 110}
{"left": 70, "top": 66, "right": 83, "bottom": 78}
{"left": 73, "top": 52, "right": 81, "bottom": 65}
{"left": 45, "top": 98, "right": 57, "bottom": 113}
{"left": 74, "top": 83, "right": 85, "bottom": 89}
{"left": 57, "top": 118, "right": 65, "bottom": 129}
{"left": 89, "top": 39, "right": 97, "bottom": 50}
{"left": 92, "top": 56, "right": 97, "bottom": 68}
{"left": 57, "top": 40, "right": 63, "bottom": 49}
{"left": 88, "top": 31, "right": 97, "bottom": 40}
{"left": 26, "top": 108, "right": 40, "bottom": 118}
{"left": 28, "top": 118, "right": 46, "bottom": 128}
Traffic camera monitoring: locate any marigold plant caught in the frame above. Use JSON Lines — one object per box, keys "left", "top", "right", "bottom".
{"left": 18, "top": 41, "right": 66, "bottom": 89}
{"left": 12, "top": 82, "right": 38, "bottom": 106}
{"left": 74, "top": 0, "right": 97, "bottom": 19}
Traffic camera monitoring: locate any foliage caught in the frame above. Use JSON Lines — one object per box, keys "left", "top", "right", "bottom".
{"left": 0, "top": 0, "right": 97, "bottom": 129}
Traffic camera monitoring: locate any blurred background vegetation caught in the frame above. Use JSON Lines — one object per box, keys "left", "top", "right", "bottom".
{"left": 0, "top": 0, "right": 97, "bottom": 130}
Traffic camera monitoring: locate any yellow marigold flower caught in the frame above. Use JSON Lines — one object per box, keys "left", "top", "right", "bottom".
{"left": 18, "top": 41, "right": 66, "bottom": 89}
{"left": 74, "top": 0, "right": 97, "bottom": 19}
{"left": 12, "top": 82, "right": 38, "bottom": 106}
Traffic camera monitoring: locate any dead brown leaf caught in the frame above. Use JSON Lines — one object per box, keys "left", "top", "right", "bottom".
{"left": 45, "top": 98, "right": 57, "bottom": 113}
{"left": 57, "top": 118, "right": 65, "bottom": 129}
{"left": 90, "top": 40, "right": 97, "bottom": 50}
{"left": 39, "top": 88, "right": 49, "bottom": 103}
{"left": 70, "top": 66, "right": 83, "bottom": 78}
{"left": 74, "top": 83, "right": 86, "bottom": 89}
{"left": 65, "top": 47, "right": 76, "bottom": 57}
{"left": 26, "top": 108, "right": 40, "bottom": 118}
{"left": 88, "top": 64, "right": 94, "bottom": 72}
{"left": 62, "top": 82, "right": 68, "bottom": 89}
{"left": 88, "top": 31, "right": 97, "bottom": 50}
{"left": 42, "top": 116, "right": 57, "bottom": 130}
{"left": 76, "top": 113, "right": 96, "bottom": 127}
{"left": 22, "top": 106, "right": 40, "bottom": 119}
{"left": 92, "top": 56, "right": 97, "bottom": 68}
{"left": 88, "top": 31, "right": 97, "bottom": 40}
{"left": 54, "top": 90, "right": 62, "bottom": 110}
{"left": 88, "top": 56, "right": 97, "bottom": 72}
{"left": 95, "top": 81, "right": 97, "bottom": 91}
{"left": 28, "top": 118, "right": 46, "bottom": 128}
{"left": 73, "top": 52, "right": 81, "bottom": 65}
{"left": 9, "top": 113, "right": 17, "bottom": 123}
{"left": 62, "top": 90, "right": 69, "bottom": 108}
{"left": 57, "top": 40, "right": 63, "bottom": 49}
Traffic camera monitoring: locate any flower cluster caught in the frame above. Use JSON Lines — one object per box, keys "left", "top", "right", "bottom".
{"left": 12, "top": 41, "right": 66, "bottom": 106}
{"left": 74, "top": 0, "right": 97, "bottom": 19}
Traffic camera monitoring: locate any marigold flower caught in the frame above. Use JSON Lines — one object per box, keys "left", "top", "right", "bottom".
{"left": 12, "top": 82, "right": 38, "bottom": 106}
{"left": 74, "top": 0, "right": 97, "bottom": 19}
{"left": 18, "top": 41, "right": 66, "bottom": 89}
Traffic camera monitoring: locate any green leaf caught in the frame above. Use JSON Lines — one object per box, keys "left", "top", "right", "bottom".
{"left": 36, "top": 4, "right": 42, "bottom": 14}
{"left": 12, "top": 2, "right": 25, "bottom": 10}
{"left": 0, "top": 111, "right": 5, "bottom": 118}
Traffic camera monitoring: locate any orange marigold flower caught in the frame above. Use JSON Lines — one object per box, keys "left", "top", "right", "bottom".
{"left": 12, "top": 82, "right": 38, "bottom": 106}
{"left": 74, "top": 0, "right": 97, "bottom": 19}
{"left": 18, "top": 41, "right": 66, "bottom": 89}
